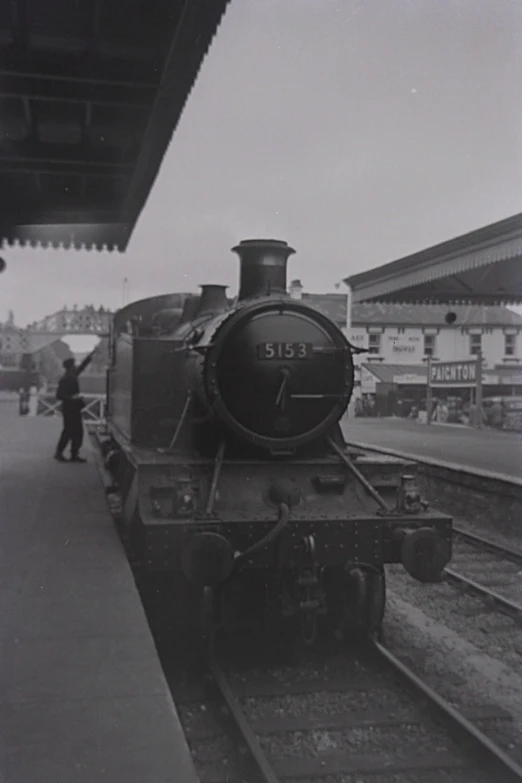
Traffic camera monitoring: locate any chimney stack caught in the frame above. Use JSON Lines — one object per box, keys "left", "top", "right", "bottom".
{"left": 196, "top": 284, "right": 229, "bottom": 316}
{"left": 232, "top": 239, "right": 296, "bottom": 301}
{"left": 289, "top": 279, "right": 304, "bottom": 300}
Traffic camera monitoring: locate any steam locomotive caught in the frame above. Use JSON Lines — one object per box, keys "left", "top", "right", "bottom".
{"left": 101, "top": 239, "right": 452, "bottom": 644}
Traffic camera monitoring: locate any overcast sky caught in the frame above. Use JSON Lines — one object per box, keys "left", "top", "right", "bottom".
{"left": 1, "top": 0, "right": 521, "bottom": 328}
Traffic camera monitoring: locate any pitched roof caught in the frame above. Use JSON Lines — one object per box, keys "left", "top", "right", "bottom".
{"left": 300, "top": 293, "right": 522, "bottom": 328}
{"left": 302, "top": 293, "right": 348, "bottom": 325}
{"left": 351, "top": 303, "right": 522, "bottom": 327}
{"left": 0, "top": 1, "right": 231, "bottom": 252}
{"left": 361, "top": 363, "right": 428, "bottom": 384}
{"left": 343, "top": 212, "right": 522, "bottom": 306}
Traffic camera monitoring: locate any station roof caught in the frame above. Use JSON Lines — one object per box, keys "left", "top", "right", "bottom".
{"left": 352, "top": 303, "right": 522, "bottom": 328}
{"left": 303, "top": 293, "right": 347, "bottom": 327}
{"left": 344, "top": 213, "right": 522, "bottom": 306}
{"left": 0, "top": 0, "right": 231, "bottom": 252}
{"left": 303, "top": 294, "right": 522, "bottom": 329}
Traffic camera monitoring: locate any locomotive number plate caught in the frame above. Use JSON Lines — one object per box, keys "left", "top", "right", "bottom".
{"left": 257, "top": 342, "right": 312, "bottom": 360}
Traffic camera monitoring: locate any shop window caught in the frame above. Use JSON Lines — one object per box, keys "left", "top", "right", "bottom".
{"left": 368, "top": 333, "right": 381, "bottom": 355}
{"left": 469, "top": 333, "right": 482, "bottom": 356}
{"left": 505, "top": 333, "right": 516, "bottom": 357}
{"left": 423, "top": 334, "right": 436, "bottom": 357}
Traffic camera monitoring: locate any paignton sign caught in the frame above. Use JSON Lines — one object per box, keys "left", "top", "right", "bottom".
{"left": 430, "top": 360, "right": 478, "bottom": 387}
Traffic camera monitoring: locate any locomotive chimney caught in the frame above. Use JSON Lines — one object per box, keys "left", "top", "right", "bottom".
{"left": 196, "top": 284, "right": 229, "bottom": 316}
{"left": 232, "top": 239, "right": 296, "bottom": 301}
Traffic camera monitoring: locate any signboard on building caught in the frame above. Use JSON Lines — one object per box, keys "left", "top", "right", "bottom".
{"left": 392, "top": 344, "right": 416, "bottom": 355}
{"left": 360, "top": 365, "right": 377, "bottom": 393}
{"left": 430, "top": 360, "right": 478, "bottom": 387}
{"left": 347, "top": 331, "right": 366, "bottom": 344}
{"left": 388, "top": 335, "right": 418, "bottom": 356}
{"left": 502, "top": 373, "right": 522, "bottom": 385}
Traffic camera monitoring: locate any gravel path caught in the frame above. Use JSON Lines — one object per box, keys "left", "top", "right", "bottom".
{"left": 384, "top": 582, "right": 522, "bottom": 764}
{"left": 449, "top": 536, "right": 522, "bottom": 606}
{"left": 455, "top": 516, "right": 522, "bottom": 551}
{"left": 387, "top": 565, "right": 522, "bottom": 665}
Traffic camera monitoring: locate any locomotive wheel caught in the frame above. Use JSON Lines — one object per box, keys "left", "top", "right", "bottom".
{"left": 327, "top": 566, "right": 386, "bottom": 642}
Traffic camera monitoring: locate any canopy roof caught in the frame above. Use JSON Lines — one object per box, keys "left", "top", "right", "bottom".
{"left": 0, "top": 0, "right": 231, "bottom": 251}
{"left": 344, "top": 213, "right": 522, "bottom": 306}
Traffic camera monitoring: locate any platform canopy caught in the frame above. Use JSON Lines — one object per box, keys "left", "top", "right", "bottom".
{"left": 0, "top": 0, "right": 231, "bottom": 252}
{"left": 344, "top": 213, "right": 522, "bottom": 306}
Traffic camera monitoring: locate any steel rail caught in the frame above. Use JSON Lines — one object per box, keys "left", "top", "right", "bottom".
{"left": 208, "top": 638, "right": 522, "bottom": 783}
{"left": 447, "top": 526, "right": 522, "bottom": 618}
{"left": 372, "top": 639, "right": 522, "bottom": 782}
{"left": 444, "top": 567, "right": 522, "bottom": 619}
{"left": 207, "top": 656, "right": 280, "bottom": 783}
{"left": 453, "top": 525, "right": 522, "bottom": 565}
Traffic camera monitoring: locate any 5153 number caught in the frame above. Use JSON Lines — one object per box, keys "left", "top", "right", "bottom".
{"left": 257, "top": 342, "right": 312, "bottom": 360}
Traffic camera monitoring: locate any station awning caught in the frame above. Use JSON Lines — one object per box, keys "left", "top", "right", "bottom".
{"left": 344, "top": 213, "right": 522, "bottom": 306}
{"left": 0, "top": 0, "right": 231, "bottom": 252}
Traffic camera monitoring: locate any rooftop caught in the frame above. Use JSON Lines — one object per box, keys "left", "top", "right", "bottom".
{"left": 0, "top": 0, "right": 231, "bottom": 251}
{"left": 361, "top": 363, "right": 427, "bottom": 384}
{"left": 303, "top": 293, "right": 347, "bottom": 326}
{"left": 303, "top": 293, "right": 522, "bottom": 329}
{"left": 344, "top": 212, "right": 522, "bottom": 306}
{"left": 352, "top": 302, "right": 522, "bottom": 327}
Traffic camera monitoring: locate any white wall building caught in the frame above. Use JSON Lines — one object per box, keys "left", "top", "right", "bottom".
{"left": 287, "top": 282, "right": 522, "bottom": 370}
{"left": 347, "top": 304, "right": 522, "bottom": 370}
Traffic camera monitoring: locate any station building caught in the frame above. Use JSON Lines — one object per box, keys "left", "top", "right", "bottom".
{"left": 290, "top": 284, "right": 522, "bottom": 369}
{"left": 289, "top": 281, "right": 522, "bottom": 363}
{"left": 306, "top": 212, "right": 522, "bottom": 425}
{"left": 288, "top": 280, "right": 522, "bottom": 420}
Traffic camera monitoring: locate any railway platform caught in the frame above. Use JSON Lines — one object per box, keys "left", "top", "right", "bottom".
{"left": 0, "top": 401, "right": 198, "bottom": 782}
{"left": 342, "top": 417, "right": 521, "bottom": 482}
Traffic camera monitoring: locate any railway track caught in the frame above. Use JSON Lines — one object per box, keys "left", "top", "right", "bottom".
{"left": 445, "top": 526, "right": 522, "bottom": 619}
{"left": 169, "top": 633, "right": 522, "bottom": 783}
{"left": 92, "top": 426, "right": 522, "bottom": 780}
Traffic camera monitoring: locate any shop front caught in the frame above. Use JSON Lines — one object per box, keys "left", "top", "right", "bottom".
{"left": 353, "top": 363, "right": 522, "bottom": 428}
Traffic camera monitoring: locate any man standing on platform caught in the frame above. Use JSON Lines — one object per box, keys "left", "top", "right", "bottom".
{"left": 54, "top": 348, "right": 96, "bottom": 463}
